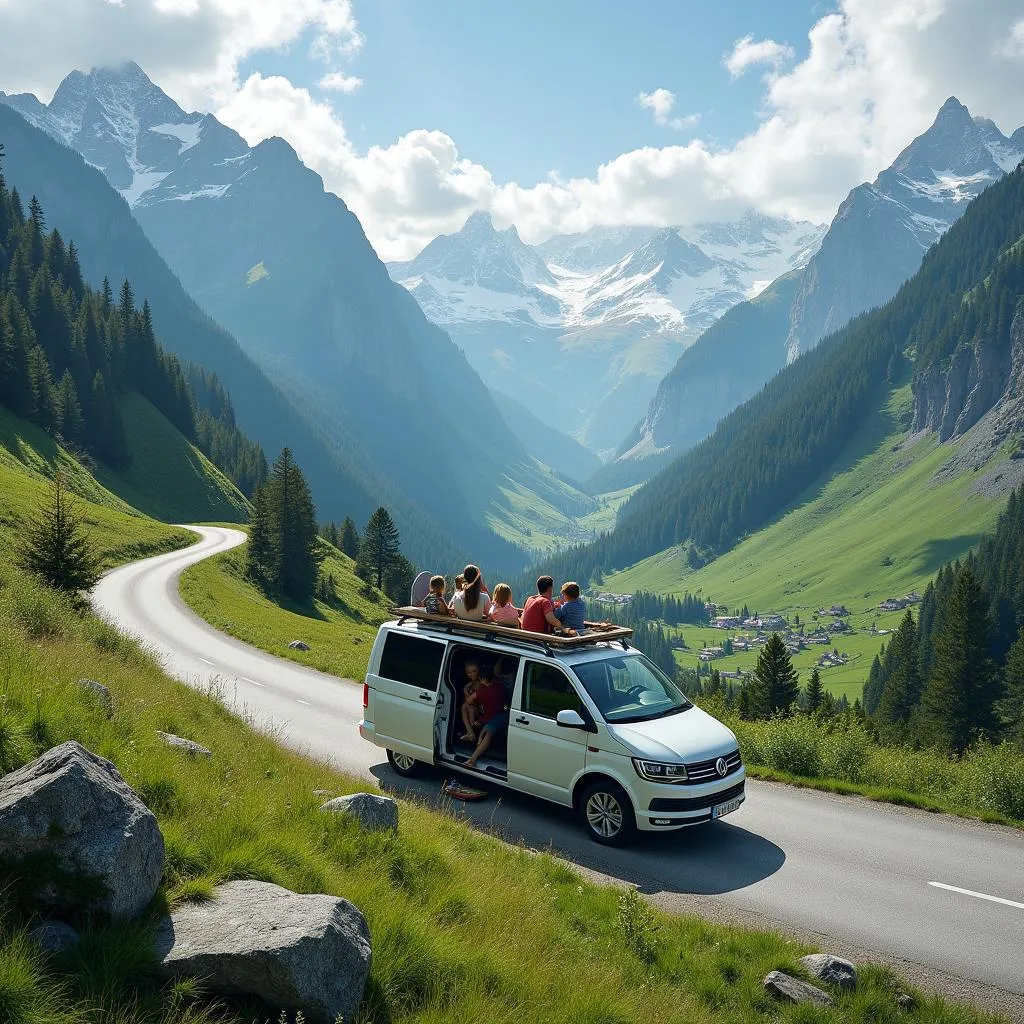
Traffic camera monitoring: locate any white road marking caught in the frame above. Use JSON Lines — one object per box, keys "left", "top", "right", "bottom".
{"left": 242, "top": 677, "right": 264, "bottom": 688}
{"left": 198, "top": 657, "right": 214, "bottom": 666}
{"left": 296, "top": 699, "right": 311, "bottom": 706}
{"left": 929, "top": 882, "right": 1024, "bottom": 910}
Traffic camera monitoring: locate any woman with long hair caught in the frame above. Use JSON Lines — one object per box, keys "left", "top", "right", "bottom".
{"left": 451, "top": 564, "right": 489, "bottom": 621}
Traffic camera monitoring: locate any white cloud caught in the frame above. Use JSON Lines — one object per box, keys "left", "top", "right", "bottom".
{"left": 1, "top": 0, "right": 1023, "bottom": 261}
{"left": 637, "top": 88, "right": 700, "bottom": 130}
{"left": 319, "top": 70, "right": 362, "bottom": 92}
{"left": 996, "top": 19, "right": 1024, "bottom": 57}
{"left": 725, "top": 35, "right": 795, "bottom": 78}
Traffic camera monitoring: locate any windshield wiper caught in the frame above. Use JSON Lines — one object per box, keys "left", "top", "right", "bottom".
{"left": 618, "top": 703, "right": 692, "bottom": 723}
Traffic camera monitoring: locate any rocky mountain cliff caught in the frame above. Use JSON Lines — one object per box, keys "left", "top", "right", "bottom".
{"left": 1, "top": 63, "right": 588, "bottom": 567}
{"left": 786, "top": 97, "right": 1022, "bottom": 361}
{"left": 605, "top": 97, "right": 1023, "bottom": 489}
{"left": 388, "top": 209, "right": 825, "bottom": 454}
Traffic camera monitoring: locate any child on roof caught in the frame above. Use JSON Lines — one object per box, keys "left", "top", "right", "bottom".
{"left": 554, "top": 581, "right": 587, "bottom": 633}
{"left": 423, "top": 575, "right": 453, "bottom": 616}
{"left": 487, "top": 583, "right": 521, "bottom": 627}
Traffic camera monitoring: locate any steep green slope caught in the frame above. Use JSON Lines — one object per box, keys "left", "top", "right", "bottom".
{"left": 605, "top": 384, "right": 1011, "bottom": 613}
{"left": 0, "top": 405, "right": 190, "bottom": 565}
{"left": 94, "top": 393, "right": 248, "bottom": 525}
{"left": 180, "top": 536, "right": 390, "bottom": 680}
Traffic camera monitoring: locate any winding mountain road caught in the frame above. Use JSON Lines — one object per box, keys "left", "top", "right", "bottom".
{"left": 92, "top": 527, "right": 1024, "bottom": 1019}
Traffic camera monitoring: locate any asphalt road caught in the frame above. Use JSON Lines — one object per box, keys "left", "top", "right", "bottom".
{"left": 92, "top": 526, "right": 1024, "bottom": 1017}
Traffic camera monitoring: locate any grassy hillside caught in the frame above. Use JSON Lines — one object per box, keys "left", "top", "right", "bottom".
{"left": 94, "top": 393, "right": 249, "bottom": 525}
{"left": 0, "top": 553, "right": 1007, "bottom": 1024}
{"left": 0, "top": 405, "right": 191, "bottom": 567}
{"left": 606, "top": 384, "right": 1011, "bottom": 616}
{"left": 179, "top": 538, "right": 390, "bottom": 680}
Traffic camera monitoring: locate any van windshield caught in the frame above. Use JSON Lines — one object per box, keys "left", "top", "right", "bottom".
{"left": 571, "top": 654, "right": 692, "bottom": 724}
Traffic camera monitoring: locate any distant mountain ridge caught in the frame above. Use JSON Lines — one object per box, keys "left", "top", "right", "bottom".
{"left": 603, "top": 97, "right": 1023, "bottom": 488}
{"left": 388, "top": 208, "right": 825, "bottom": 453}
{"left": 1, "top": 62, "right": 596, "bottom": 567}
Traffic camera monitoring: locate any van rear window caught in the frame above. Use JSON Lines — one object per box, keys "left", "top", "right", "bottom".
{"left": 379, "top": 633, "right": 444, "bottom": 691}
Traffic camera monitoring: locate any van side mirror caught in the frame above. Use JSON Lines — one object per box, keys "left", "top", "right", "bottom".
{"left": 556, "top": 709, "right": 588, "bottom": 729}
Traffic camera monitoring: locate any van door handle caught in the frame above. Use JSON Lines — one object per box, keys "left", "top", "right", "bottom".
{"left": 418, "top": 693, "right": 433, "bottom": 701}
{"left": 515, "top": 716, "right": 529, "bottom": 724}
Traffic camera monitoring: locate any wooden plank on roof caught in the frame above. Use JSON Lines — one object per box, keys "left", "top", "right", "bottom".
{"left": 393, "top": 607, "right": 633, "bottom": 647}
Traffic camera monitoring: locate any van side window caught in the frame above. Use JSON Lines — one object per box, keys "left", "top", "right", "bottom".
{"left": 523, "top": 662, "right": 581, "bottom": 719}
{"left": 379, "top": 633, "right": 444, "bottom": 692}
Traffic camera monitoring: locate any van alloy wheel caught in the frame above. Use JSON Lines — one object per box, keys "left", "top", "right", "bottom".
{"left": 386, "top": 749, "right": 423, "bottom": 777}
{"left": 579, "top": 780, "right": 636, "bottom": 846}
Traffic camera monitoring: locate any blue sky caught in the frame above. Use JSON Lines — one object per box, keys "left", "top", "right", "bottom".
{"left": 244, "top": 1, "right": 819, "bottom": 186}
{"left": 2, "top": 0, "right": 1023, "bottom": 258}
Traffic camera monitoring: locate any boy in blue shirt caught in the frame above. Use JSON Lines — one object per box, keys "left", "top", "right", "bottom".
{"left": 554, "top": 581, "right": 587, "bottom": 632}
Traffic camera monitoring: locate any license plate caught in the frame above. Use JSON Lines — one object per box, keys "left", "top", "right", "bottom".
{"left": 713, "top": 797, "right": 743, "bottom": 819}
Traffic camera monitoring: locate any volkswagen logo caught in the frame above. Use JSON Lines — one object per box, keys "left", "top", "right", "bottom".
{"left": 715, "top": 757, "right": 728, "bottom": 777}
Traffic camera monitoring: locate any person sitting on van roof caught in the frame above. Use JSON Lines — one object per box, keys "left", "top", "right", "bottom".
{"left": 465, "top": 672, "right": 508, "bottom": 768}
{"left": 554, "top": 581, "right": 586, "bottom": 632}
{"left": 522, "top": 576, "right": 578, "bottom": 636}
{"left": 423, "top": 575, "right": 453, "bottom": 616}
{"left": 451, "top": 564, "right": 490, "bottom": 621}
{"left": 487, "top": 583, "right": 521, "bottom": 627}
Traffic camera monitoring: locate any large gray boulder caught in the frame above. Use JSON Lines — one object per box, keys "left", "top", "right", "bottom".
{"left": 76, "top": 679, "right": 113, "bottom": 718}
{"left": 321, "top": 792, "right": 398, "bottom": 833}
{"left": 764, "top": 970, "right": 835, "bottom": 1006}
{"left": 154, "top": 880, "right": 371, "bottom": 1024}
{"left": 0, "top": 741, "right": 164, "bottom": 918}
{"left": 156, "top": 732, "right": 212, "bottom": 758}
{"left": 800, "top": 952, "right": 857, "bottom": 990}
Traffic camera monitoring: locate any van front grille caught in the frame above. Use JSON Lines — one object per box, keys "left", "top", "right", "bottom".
{"left": 682, "top": 748, "right": 742, "bottom": 784}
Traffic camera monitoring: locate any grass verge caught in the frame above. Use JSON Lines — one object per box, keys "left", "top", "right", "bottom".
{"left": 0, "top": 559, "right": 1011, "bottom": 1024}
{"left": 698, "top": 696, "right": 1024, "bottom": 829}
{"left": 179, "top": 537, "right": 389, "bottom": 681}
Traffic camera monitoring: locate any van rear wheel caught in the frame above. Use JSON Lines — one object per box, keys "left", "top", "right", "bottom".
{"left": 386, "top": 749, "right": 423, "bottom": 778}
{"left": 579, "top": 780, "right": 636, "bottom": 846}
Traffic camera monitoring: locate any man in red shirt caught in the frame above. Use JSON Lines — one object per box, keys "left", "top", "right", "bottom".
{"left": 521, "top": 576, "right": 578, "bottom": 636}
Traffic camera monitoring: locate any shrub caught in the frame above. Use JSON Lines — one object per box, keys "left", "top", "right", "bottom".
{"left": 757, "top": 715, "right": 822, "bottom": 777}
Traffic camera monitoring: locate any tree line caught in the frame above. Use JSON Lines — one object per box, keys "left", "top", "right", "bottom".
{"left": 247, "top": 448, "right": 417, "bottom": 606}
{"left": 0, "top": 145, "right": 266, "bottom": 495}
{"left": 863, "top": 485, "right": 1024, "bottom": 752}
{"left": 533, "top": 162, "right": 1024, "bottom": 586}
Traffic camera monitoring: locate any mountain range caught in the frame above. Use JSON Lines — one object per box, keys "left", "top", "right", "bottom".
{"left": 388, "top": 209, "right": 826, "bottom": 453}
{"left": 600, "top": 97, "right": 1024, "bottom": 488}
{"left": 0, "top": 63, "right": 600, "bottom": 565}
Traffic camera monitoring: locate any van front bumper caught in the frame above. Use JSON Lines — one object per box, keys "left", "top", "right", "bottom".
{"left": 634, "top": 768, "right": 746, "bottom": 831}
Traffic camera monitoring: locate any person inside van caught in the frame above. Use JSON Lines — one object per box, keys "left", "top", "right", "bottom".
{"left": 487, "top": 583, "right": 521, "bottom": 627}
{"left": 451, "top": 564, "right": 490, "bottom": 621}
{"left": 459, "top": 660, "right": 488, "bottom": 742}
{"left": 554, "top": 581, "right": 586, "bottom": 632}
{"left": 423, "top": 575, "right": 454, "bottom": 616}
{"left": 465, "top": 671, "right": 508, "bottom": 768}
{"left": 521, "top": 576, "right": 577, "bottom": 636}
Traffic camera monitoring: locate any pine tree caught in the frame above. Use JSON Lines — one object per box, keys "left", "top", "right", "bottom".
{"left": 17, "top": 472, "right": 100, "bottom": 594}
{"left": 384, "top": 553, "right": 417, "bottom": 605}
{"left": 246, "top": 482, "right": 276, "bottom": 586}
{"left": 995, "top": 627, "right": 1024, "bottom": 745}
{"left": 748, "top": 632, "right": 800, "bottom": 718}
{"left": 804, "top": 668, "right": 824, "bottom": 714}
{"left": 339, "top": 516, "right": 360, "bottom": 558}
{"left": 55, "top": 370, "right": 84, "bottom": 448}
{"left": 266, "top": 448, "right": 321, "bottom": 602}
{"left": 357, "top": 507, "right": 401, "bottom": 591}
{"left": 918, "top": 564, "right": 1000, "bottom": 753}
{"left": 875, "top": 610, "right": 922, "bottom": 742}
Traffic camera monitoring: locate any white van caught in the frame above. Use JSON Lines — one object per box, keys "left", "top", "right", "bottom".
{"left": 359, "top": 611, "right": 745, "bottom": 845}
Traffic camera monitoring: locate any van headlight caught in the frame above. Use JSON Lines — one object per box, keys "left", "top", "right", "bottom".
{"left": 633, "top": 759, "right": 688, "bottom": 782}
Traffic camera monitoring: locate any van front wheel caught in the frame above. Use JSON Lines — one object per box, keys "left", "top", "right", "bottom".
{"left": 579, "top": 780, "right": 636, "bottom": 846}
{"left": 386, "top": 749, "right": 424, "bottom": 778}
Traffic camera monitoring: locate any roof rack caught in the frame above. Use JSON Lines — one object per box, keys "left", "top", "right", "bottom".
{"left": 393, "top": 607, "right": 633, "bottom": 656}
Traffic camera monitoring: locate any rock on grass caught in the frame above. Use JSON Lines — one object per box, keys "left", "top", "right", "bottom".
{"left": 321, "top": 792, "right": 398, "bottom": 833}
{"left": 154, "top": 879, "right": 371, "bottom": 1024}
{"left": 764, "top": 970, "right": 835, "bottom": 1006}
{"left": 0, "top": 741, "right": 163, "bottom": 918}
